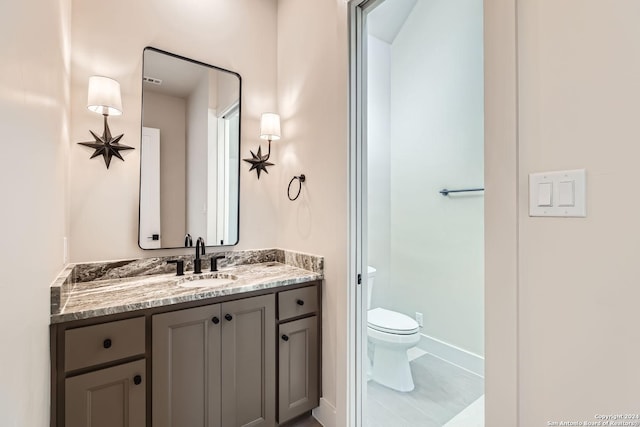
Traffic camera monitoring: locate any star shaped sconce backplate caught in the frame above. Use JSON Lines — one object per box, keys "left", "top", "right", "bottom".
{"left": 243, "top": 145, "right": 274, "bottom": 179}
{"left": 78, "top": 117, "right": 133, "bottom": 169}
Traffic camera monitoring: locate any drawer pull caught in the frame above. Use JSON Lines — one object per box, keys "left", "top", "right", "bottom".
{"left": 296, "top": 299, "right": 305, "bottom": 306}
{"left": 103, "top": 339, "right": 112, "bottom": 349}
{"left": 225, "top": 314, "right": 233, "bottom": 321}
{"left": 133, "top": 375, "right": 142, "bottom": 385}
{"left": 282, "top": 334, "right": 289, "bottom": 342}
{"left": 212, "top": 316, "right": 220, "bottom": 324}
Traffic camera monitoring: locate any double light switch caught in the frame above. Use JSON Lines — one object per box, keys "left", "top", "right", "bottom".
{"left": 529, "top": 169, "right": 586, "bottom": 217}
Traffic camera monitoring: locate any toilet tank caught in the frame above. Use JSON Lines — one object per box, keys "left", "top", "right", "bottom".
{"left": 367, "top": 266, "right": 376, "bottom": 309}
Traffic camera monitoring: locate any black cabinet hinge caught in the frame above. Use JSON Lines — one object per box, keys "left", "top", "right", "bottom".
{"left": 357, "top": 274, "right": 362, "bottom": 285}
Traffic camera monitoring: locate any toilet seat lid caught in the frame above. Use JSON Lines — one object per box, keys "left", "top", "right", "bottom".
{"left": 367, "top": 307, "right": 420, "bottom": 335}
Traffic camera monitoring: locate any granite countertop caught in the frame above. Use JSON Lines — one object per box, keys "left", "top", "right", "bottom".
{"left": 51, "top": 249, "right": 323, "bottom": 324}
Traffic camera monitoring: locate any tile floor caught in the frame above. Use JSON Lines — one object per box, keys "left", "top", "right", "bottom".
{"left": 286, "top": 413, "right": 323, "bottom": 427}
{"left": 364, "top": 351, "right": 484, "bottom": 427}
{"left": 442, "top": 395, "right": 484, "bottom": 427}
{"left": 289, "top": 350, "right": 484, "bottom": 427}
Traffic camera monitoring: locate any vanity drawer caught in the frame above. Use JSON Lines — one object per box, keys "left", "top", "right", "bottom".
{"left": 278, "top": 285, "right": 318, "bottom": 321}
{"left": 64, "top": 317, "right": 145, "bottom": 372}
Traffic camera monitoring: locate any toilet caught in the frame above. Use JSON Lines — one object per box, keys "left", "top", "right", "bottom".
{"left": 367, "top": 266, "right": 420, "bottom": 392}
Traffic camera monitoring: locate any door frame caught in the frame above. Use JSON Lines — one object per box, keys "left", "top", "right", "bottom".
{"left": 346, "top": 0, "right": 520, "bottom": 425}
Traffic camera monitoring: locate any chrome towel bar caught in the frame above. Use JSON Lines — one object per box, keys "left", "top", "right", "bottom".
{"left": 439, "top": 188, "right": 484, "bottom": 196}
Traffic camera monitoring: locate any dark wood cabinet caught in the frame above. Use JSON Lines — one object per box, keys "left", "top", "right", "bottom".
{"left": 220, "top": 295, "right": 276, "bottom": 427}
{"left": 276, "top": 285, "right": 321, "bottom": 424}
{"left": 65, "top": 358, "right": 146, "bottom": 427}
{"left": 152, "top": 304, "right": 221, "bottom": 427}
{"left": 278, "top": 316, "right": 319, "bottom": 423}
{"left": 152, "top": 294, "right": 275, "bottom": 427}
{"left": 64, "top": 317, "right": 145, "bottom": 372}
{"left": 51, "top": 281, "right": 320, "bottom": 427}
{"left": 53, "top": 317, "right": 147, "bottom": 427}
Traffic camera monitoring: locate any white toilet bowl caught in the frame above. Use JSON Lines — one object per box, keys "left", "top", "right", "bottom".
{"left": 366, "top": 266, "right": 421, "bottom": 392}
{"left": 367, "top": 307, "right": 420, "bottom": 392}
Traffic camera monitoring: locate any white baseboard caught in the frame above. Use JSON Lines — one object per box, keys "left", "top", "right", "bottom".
{"left": 417, "top": 333, "right": 484, "bottom": 378}
{"left": 312, "top": 397, "right": 336, "bottom": 427}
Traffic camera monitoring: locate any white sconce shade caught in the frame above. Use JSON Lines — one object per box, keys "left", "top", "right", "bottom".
{"left": 87, "top": 76, "right": 123, "bottom": 116}
{"left": 260, "top": 112, "right": 281, "bottom": 141}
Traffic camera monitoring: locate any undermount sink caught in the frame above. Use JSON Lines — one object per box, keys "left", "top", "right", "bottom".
{"left": 177, "top": 273, "right": 238, "bottom": 288}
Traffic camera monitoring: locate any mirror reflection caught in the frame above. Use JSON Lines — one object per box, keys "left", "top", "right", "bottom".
{"left": 139, "top": 47, "right": 240, "bottom": 249}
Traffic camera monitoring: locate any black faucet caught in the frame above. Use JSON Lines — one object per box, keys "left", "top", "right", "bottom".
{"left": 194, "top": 237, "right": 206, "bottom": 274}
{"left": 184, "top": 233, "right": 193, "bottom": 247}
{"left": 210, "top": 254, "right": 226, "bottom": 272}
{"left": 167, "top": 259, "right": 184, "bottom": 276}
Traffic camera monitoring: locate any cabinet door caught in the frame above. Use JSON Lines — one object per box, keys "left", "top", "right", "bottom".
{"left": 152, "top": 304, "right": 221, "bottom": 427}
{"left": 65, "top": 359, "right": 145, "bottom": 427}
{"left": 278, "top": 316, "right": 319, "bottom": 424}
{"left": 221, "top": 294, "right": 276, "bottom": 427}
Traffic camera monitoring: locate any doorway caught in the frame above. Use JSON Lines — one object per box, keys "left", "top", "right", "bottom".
{"left": 348, "top": 0, "right": 488, "bottom": 425}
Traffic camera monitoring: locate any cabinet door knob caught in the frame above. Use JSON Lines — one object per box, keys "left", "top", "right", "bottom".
{"left": 133, "top": 375, "right": 142, "bottom": 385}
{"left": 225, "top": 314, "right": 233, "bottom": 321}
{"left": 103, "top": 339, "right": 112, "bottom": 349}
{"left": 282, "top": 334, "right": 289, "bottom": 342}
{"left": 296, "top": 299, "right": 305, "bottom": 306}
{"left": 212, "top": 316, "right": 220, "bottom": 324}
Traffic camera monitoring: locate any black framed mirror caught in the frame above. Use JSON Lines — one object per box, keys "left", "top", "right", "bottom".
{"left": 139, "top": 47, "right": 241, "bottom": 249}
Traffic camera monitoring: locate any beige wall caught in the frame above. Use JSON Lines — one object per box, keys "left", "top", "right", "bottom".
{"left": 485, "top": 0, "right": 640, "bottom": 424}
{"left": 276, "top": 0, "right": 349, "bottom": 424}
{"left": 68, "top": 0, "right": 279, "bottom": 262}
{"left": 484, "top": 0, "right": 518, "bottom": 424}
{"left": 186, "top": 74, "right": 210, "bottom": 241}
{"left": 0, "top": 0, "right": 70, "bottom": 425}
{"left": 142, "top": 90, "right": 187, "bottom": 247}
{"left": 517, "top": 0, "right": 640, "bottom": 424}
{"left": 67, "top": 0, "right": 350, "bottom": 423}
{"left": 217, "top": 71, "right": 240, "bottom": 115}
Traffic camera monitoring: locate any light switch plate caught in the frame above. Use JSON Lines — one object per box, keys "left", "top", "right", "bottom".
{"left": 529, "top": 169, "right": 586, "bottom": 217}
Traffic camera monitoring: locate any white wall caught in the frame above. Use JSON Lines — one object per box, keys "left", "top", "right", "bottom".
{"left": 517, "top": 0, "right": 640, "bottom": 424}
{"left": 276, "top": 0, "right": 349, "bottom": 425}
{"left": 68, "top": 0, "right": 279, "bottom": 262}
{"left": 385, "top": 0, "right": 484, "bottom": 355}
{"left": 366, "top": 35, "right": 392, "bottom": 309}
{"left": 0, "top": 0, "right": 70, "bottom": 425}
{"left": 364, "top": 0, "right": 640, "bottom": 424}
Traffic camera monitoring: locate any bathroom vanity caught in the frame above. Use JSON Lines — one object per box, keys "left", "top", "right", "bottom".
{"left": 49, "top": 249, "right": 323, "bottom": 427}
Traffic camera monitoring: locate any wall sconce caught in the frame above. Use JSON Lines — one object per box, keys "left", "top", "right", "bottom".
{"left": 243, "top": 112, "right": 281, "bottom": 179}
{"left": 78, "top": 76, "right": 133, "bottom": 169}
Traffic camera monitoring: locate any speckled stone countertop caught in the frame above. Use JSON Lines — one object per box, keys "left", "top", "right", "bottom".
{"left": 50, "top": 248, "right": 323, "bottom": 324}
